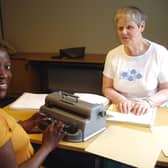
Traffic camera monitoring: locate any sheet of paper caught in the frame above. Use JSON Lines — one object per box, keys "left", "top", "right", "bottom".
{"left": 74, "top": 93, "right": 109, "bottom": 107}
{"left": 152, "top": 126, "right": 168, "bottom": 156}
{"left": 10, "top": 92, "right": 48, "bottom": 110}
{"left": 106, "top": 105, "right": 156, "bottom": 127}
{"left": 85, "top": 125, "right": 161, "bottom": 168}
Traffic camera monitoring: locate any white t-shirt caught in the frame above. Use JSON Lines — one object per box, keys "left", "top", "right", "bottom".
{"left": 103, "top": 41, "right": 168, "bottom": 98}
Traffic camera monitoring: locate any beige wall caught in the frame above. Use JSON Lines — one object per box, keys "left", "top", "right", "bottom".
{"left": 1, "top": 0, "right": 168, "bottom": 54}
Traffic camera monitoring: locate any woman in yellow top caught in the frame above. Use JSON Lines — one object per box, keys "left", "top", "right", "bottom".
{"left": 0, "top": 44, "right": 64, "bottom": 167}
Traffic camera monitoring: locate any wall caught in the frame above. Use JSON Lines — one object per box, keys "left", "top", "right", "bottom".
{"left": 1, "top": 0, "right": 168, "bottom": 54}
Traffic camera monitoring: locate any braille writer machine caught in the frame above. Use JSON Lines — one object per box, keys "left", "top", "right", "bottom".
{"left": 40, "top": 91, "right": 106, "bottom": 142}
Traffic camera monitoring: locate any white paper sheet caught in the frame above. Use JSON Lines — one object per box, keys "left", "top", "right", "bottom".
{"left": 106, "top": 105, "right": 156, "bottom": 127}
{"left": 86, "top": 125, "right": 161, "bottom": 168}
{"left": 10, "top": 92, "right": 47, "bottom": 110}
{"left": 74, "top": 93, "right": 109, "bottom": 107}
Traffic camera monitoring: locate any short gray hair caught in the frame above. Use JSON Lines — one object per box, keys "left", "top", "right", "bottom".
{"left": 114, "top": 6, "right": 147, "bottom": 27}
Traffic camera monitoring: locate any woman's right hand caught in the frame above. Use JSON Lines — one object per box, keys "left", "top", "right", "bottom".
{"left": 117, "top": 100, "right": 135, "bottom": 114}
{"left": 41, "top": 121, "right": 64, "bottom": 153}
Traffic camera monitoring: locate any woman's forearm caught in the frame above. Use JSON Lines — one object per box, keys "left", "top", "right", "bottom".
{"left": 19, "top": 145, "right": 52, "bottom": 168}
{"left": 103, "top": 87, "right": 128, "bottom": 104}
{"left": 148, "top": 89, "right": 168, "bottom": 106}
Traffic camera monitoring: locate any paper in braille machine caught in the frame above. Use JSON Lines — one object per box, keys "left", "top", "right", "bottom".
{"left": 40, "top": 91, "right": 106, "bottom": 142}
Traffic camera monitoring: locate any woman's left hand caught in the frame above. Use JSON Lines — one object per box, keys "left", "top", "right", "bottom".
{"left": 131, "top": 100, "right": 151, "bottom": 115}
{"left": 18, "top": 112, "right": 48, "bottom": 133}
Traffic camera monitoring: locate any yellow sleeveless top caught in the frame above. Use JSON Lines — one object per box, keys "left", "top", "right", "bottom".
{"left": 0, "top": 109, "right": 34, "bottom": 165}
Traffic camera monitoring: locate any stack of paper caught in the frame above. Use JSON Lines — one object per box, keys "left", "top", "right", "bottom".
{"left": 152, "top": 126, "right": 168, "bottom": 157}
{"left": 74, "top": 93, "right": 109, "bottom": 107}
{"left": 10, "top": 92, "right": 48, "bottom": 110}
{"left": 106, "top": 105, "right": 156, "bottom": 127}
{"left": 86, "top": 125, "right": 161, "bottom": 168}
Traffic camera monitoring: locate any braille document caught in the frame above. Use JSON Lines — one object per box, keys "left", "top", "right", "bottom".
{"left": 10, "top": 92, "right": 48, "bottom": 110}
{"left": 85, "top": 125, "right": 161, "bottom": 168}
{"left": 106, "top": 104, "right": 156, "bottom": 127}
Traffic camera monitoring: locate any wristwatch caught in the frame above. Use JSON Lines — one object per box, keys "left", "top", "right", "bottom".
{"left": 143, "top": 98, "right": 156, "bottom": 108}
